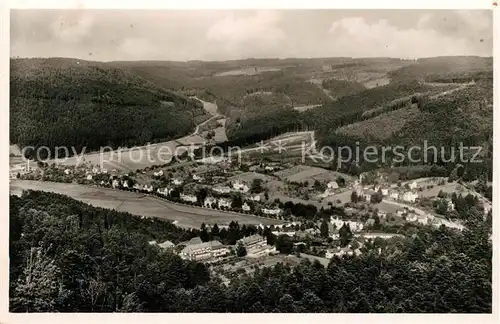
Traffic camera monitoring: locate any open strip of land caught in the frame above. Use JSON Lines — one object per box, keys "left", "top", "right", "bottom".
{"left": 9, "top": 180, "right": 283, "bottom": 229}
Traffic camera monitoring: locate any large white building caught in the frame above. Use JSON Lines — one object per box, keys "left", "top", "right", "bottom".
{"left": 172, "top": 178, "right": 183, "bottom": 186}
{"left": 179, "top": 240, "right": 230, "bottom": 263}
{"left": 153, "top": 170, "right": 164, "bottom": 177}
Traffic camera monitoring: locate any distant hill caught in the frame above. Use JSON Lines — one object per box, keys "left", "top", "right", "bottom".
{"left": 10, "top": 58, "right": 207, "bottom": 158}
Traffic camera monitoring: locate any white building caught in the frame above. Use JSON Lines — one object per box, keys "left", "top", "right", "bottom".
{"left": 179, "top": 240, "right": 230, "bottom": 263}
{"left": 417, "top": 215, "right": 429, "bottom": 225}
{"left": 232, "top": 180, "right": 249, "bottom": 193}
{"left": 262, "top": 207, "right": 282, "bottom": 215}
{"left": 390, "top": 192, "right": 400, "bottom": 200}
{"left": 381, "top": 189, "right": 389, "bottom": 196}
{"left": 242, "top": 202, "right": 251, "bottom": 212}
{"left": 406, "top": 213, "right": 418, "bottom": 222}
{"left": 265, "top": 166, "right": 275, "bottom": 171}
{"left": 153, "top": 170, "right": 164, "bottom": 177}
{"left": 327, "top": 181, "right": 339, "bottom": 189}
{"left": 330, "top": 217, "right": 364, "bottom": 232}
{"left": 157, "top": 187, "right": 172, "bottom": 196}
{"left": 213, "top": 186, "right": 231, "bottom": 194}
{"left": 143, "top": 184, "right": 154, "bottom": 192}
{"left": 408, "top": 181, "right": 418, "bottom": 190}
{"left": 86, "top": 174, "right": 93, "bottom": 180}
{"left": 172, "top": 178, "right": 183, "bottom": 186}
{"left": 237, "top": 234, "right": 266, "bottom": 252}
{"left": 101, "top": 168, "right": 108, "bottom": 174}
{"left": 64, "top": 169, "right": 71, "bottom": 175}
{"left": 133, "top": 183, "right": 143, "bottom": 191}
{"left": 180, "top": 193, "right": 198, "bottom": 203}
{"left": 92, "top": 167, "right": 99, "bottom": 174}
{"left": 218, "top": 198, "right": 231, "bottom": 209}
{"left": 402, "top": 191, "right": 419, "bottom": 203}
{"left": 158, "top": 240, "right": 175, "bottom": 249}
{"left": 251, "top": 195, "right": 261, "bottom": 202}
{"left": 204, "top": 196, "right": 218, "bottom": 208}
{"left": 354, "top": 232, "right": 403, "bottom": 239}
{"left": 122, "top": 181, "right": 129, "bottom": 188}
{"left": 192, "top": 174, "right": 202, "bottom": 181}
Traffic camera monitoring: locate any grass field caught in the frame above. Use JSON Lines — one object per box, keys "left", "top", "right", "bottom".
{"left": 274, "top": 164, "right": 353, "bottom": 183}
{"left": 10, "top": 180, "right": 283, "bottom": 229}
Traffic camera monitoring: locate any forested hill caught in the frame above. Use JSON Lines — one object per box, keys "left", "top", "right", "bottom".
{"left": 10, "top": 58, "right": 207, "bottom": 158}
{"left": 10, "top": 191, "right": 492, "bottom": 313}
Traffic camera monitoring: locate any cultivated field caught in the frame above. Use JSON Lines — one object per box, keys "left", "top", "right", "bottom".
{"left": 9, "top": 180, "right": 283, "bottom": 229}
{"left": 214, "top": 67, "right": 281, "bottom": 77}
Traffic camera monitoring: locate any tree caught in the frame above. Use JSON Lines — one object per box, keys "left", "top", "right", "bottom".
{"left": 200, "top": 223, "right": 210, "bottom": 242}
{"left": 251, "top": 179, "right": 264, "bottom": 193}
{"left": 196, "top": 188, "right": 208, "bottom": 205}
{"left": 350, "top": 191, "right": 358, "bottom": 203}
{"left": 236, "top": 242, "right": 247, "bottom": 257}
{"left": 339, "top": 223, "right": 353, "bottom": 247}
{"left": 231, "top": 194, "right": 243, "bottom": 209}
{"left": 275, "top": 235, "right": 294, "bottom": 254}
{"left": 320, "top": 219, "right": 330, "bottom": 238}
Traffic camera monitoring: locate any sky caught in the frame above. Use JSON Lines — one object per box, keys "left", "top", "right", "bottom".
{"left": 10, "top": 9, "right": 493, "bottom": 61}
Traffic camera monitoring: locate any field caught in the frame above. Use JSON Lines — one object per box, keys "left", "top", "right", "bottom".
{"left": 10, "top": 180, "right": 283, "bottom": 229}
{"left": 214, "top": 67, "right": 282, "bottom": 77}
{"left": 274, "top": 164, "right": 354, "bottom": 183}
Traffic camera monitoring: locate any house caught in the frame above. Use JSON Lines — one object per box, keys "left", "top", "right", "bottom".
{"left": 64, "top": 169, "right": 71, "bottom": 175}
{"left": 330, "top": 217, "right": 364, "bottom": 232}
{"left": 251, "top": 195, "right": 261, "bottom": 202}
{"left": 232, "top": 180, "right": 249, "bottom": 193}
{"left": 179, "top": 240, "right": 230, "bottom": 263}
{"left": 86, "top": 174, "right": 93, "bottom": 180}
{"left": 218, "top": 198, "right": 231, "bottom": 209}
{"left": 100, "top": 180, "right": 106, "bottom": 186}
{"left": 157, "top": 187, "right": 172, "bottom": 196}
{"left": 381, "top": 189, "right": 389, "bottom": 196}
{"left": 408, "top": 181, "right": 418, "bottom": 190}
{"left": 396, "top": 210, "right": 405, "bottom": 217}
{"left": 158, "top": 240, "right": 175, "bottom": 249}
{"left": 192, "top": 174, "right": 202, "bottom": 181}
{"left": 262, "top": 207, "right": 282, "bottom": 215}
{"left": 133, "top": 183, "right": 143, "bottom": 191}
{"left": 401, "top": 191, "right": 419, "bottom": 203}
{"left": 122, "top": 181, "right": 129, "bottom": 188}
{"left": 172, "top": 179, "right": 183, "bottom": 186}
{"left": 101, "top": 168, "right": 108, "bottom": 174}
{"left": 179, "top": 237, "right": 203, "bottom": 246}
{"left": 204, "top": 196, "right": 217, "bottom": 208}
{"left": 406, "top": 213, "right": 418, "bottom": 222}
{"left": 377, "top": 211, "right": 387, "bottom": 219}
{"left": 242, "top": 202, "right": 251, "bottom": 212}
{"left": 417, "top": 215, "right": 429, "bottom": 225}
{"left": 447, "top": 200, "right": 455, "bottom": 211}
{"left": 272, "top": 231, "right": 295, "bottom": 237}
{"left": 153, "top": 170, "right": 164, "bottom": 177}
{"left": 213, "top": 186, "right": 231, "bottom": 194}
{"left": 327, "top": 181, "right": 339, "bottom": 189}
{"left": 92, "top": 167, "right": 99, "bottom": 174}
{"left": 180, "top": 193, "right": 197, "bottom": 203}
{"left": 143, "top": 185, "right": 154, "bottom": 192}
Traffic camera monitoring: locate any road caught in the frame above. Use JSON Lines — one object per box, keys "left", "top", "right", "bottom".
{"left": 10, "top": 180, "right": 283, "bottom": 229}
{"left": 381, "top": 199, "right": 465, "bottom": 230}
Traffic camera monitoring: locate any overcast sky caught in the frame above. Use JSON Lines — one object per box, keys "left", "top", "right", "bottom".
{"left": 11, "top": 9, "right": 493, "bottom": 61}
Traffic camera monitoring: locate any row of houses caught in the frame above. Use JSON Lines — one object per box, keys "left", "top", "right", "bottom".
{"left": 330, "top": 216, "right": 364, "bottom": 232}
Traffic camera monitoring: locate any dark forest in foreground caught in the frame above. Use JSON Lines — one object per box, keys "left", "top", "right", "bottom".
{"left": 10, "top": 191, "right": 491, "bottom": 313}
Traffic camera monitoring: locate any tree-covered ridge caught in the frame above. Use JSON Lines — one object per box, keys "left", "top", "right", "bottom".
{"left": 10, "top": 58, "right": 207, "bottom": 157}
{"left": 10, "top": 191, "right": 491, "bottom": 313}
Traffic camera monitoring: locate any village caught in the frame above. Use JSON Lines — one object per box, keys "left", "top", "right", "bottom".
{"left": 11, "top": 147, "right": 493, "bottom": 276}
